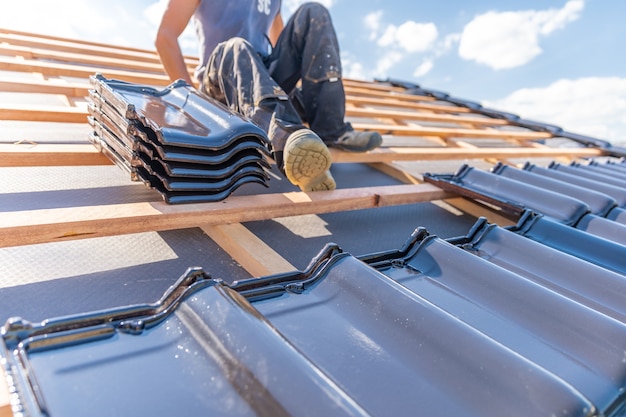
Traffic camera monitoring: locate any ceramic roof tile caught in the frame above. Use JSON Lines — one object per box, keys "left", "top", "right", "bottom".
{"left": 87, "top": 74, "right": 271, "bottom": 203}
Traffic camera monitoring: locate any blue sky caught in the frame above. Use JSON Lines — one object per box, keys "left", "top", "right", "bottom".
{"left": 2, "top": 0, "right": 625, "bottom": 145}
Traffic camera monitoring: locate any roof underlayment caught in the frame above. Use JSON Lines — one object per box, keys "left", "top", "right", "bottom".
{"left": 2, "top": 28, "right": 626, "bottom": 416}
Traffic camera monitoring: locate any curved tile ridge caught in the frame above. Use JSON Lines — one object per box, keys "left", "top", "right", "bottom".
{"left": 512, "top": 211, "right": 626, "bottom": 275}
{"left": 2, "top": 272, "right": 371, "bottom": 417}
{"left": 174, "top": 285, "right": 371, "bottom": 416}
{"left": 255, "top": 253, "right": 596, "bottom": 417}
{"left": 492, "top": 162, "right": 617, "bottom": 217}
{"left": 391, "top": 234, "right": 626, "bottom": 412}
{"left": 488, "top": 162, "right": 626, "bottom": 243}
{"left": 523, "top": 163, "right": 626, "bottom": 207}
{"left": 459, "top": 218, "right": 626, "bottom": 323}
{"left": 90, "top": 74, "right": 270, "bottom": 151}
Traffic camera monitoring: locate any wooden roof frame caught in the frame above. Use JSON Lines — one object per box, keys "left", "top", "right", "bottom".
{"left": 0, "top": 28, "right": 605, "bottom": 246}
{"left": 1, "top": 28, "right": 610, "bottom": 414}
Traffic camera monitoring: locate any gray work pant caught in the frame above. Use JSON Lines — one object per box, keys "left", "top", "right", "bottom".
{"left": 202, "top": 2, "right": 349, "bottom": 168}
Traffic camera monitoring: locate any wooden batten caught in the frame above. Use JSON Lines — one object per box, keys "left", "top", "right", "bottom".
{"left": 346, "top": 95, "right": 473, "bottom": 113}
{"left": 345, "top": 106, "right": 509, "bottom": 127}
{"left": 0, "top": 184, "right": 452, "bottom": 248}
{"left": 0, "top": 28, "right": 604, "bottom": 267}
{"left": 329, "top": 146, "right": 602, "bottom": 163}
{"left": 0, "top": 77, "right": 90, "bottom": 96}
{"left": 0, "top": 104, "right": 87, "bottom": 123}
{"left": 0, "top": 143, "right": 109, "bottom": 167}
{"left": 0, "top": 56, "right": 171, "bottom": 86}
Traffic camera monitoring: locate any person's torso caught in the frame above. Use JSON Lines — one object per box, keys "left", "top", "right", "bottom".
{"left": 194, "top": 0, "right": 281, "bottom": 80}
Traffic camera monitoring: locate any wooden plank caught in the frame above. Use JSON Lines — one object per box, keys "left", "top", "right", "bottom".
{"left": 0, "top": 27, "right": 161, "bottom": 55}
{"left": 0, "top": 31, "right": 199, "bottom": 67}
{"left": 352, "top": 123, "right": 552, "bottom": 140}
{"left": 0, "top": 104, "right": 88, "bottom": 123}
{"left": 0, "top": 77, "right": 90, "bottom": 96}
{"left": 346, "top": 106, "right": 509, "bottom": 126}
{"left": 343, "top": 79, "right": 407, "bottom": 93}
{"left": 0, "top": 184, "right": 453, "bottom": 248}
{"left": 0, "top": 142, "right": 603, "bottom": 168}
{"left": 347, "top": 95, "right": 473, "bottom": 113}
{"left": 201, "top": 224, "right": 296, "bottom": 276}
{"left": 0, "top": 32, "right": 162, "bottom": 64}
{"left": 2, "top": 102, "right": 514, "bottom": 128}
{"left": 453, "top": 139, "right": 501, "bottom": 165}
{"left": 0, "top": 56, "right": 170, "bottom": 86}
{"left": 344, "top": 85, "right": 435, "bottom": 102}
{"left": 328, "top": 146, "right": 603, "bottom": 163}
{"left": 0, "top": 44, "right": 173, "bottom": 75}
{"left": 0, "top": 143, "right": 109, "bottom": 167}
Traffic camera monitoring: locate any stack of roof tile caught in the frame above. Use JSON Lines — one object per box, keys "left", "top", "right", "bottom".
{"left": 87, "top": 74, "right": 271, "bottom": 204}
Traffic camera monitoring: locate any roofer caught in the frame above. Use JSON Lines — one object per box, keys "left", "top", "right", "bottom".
{"left": 155, "top": 0, "right": 383, "bottom": 192}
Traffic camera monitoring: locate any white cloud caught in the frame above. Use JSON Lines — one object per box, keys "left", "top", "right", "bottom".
{"left": 458, "top": 0, "right": 584, "bottom": 70}
{"left": 540, "top": 0, "right": 584, "bottom": 35}
{"left": 413, "top": 59, "right": 434, "bottom": 78}
{"left": 376, "top": 51, "right": 405, "bottom": 77}
{"left": 341, "top": 52, "right": 367, "bottom": 80}
{"left": 344, "top": 61, "right": 367, "bottom": 81}
{"left": 486, "top": 77, "right": 626, "bottom": 145}
{"left": 439, "top": 33, "right": 461, "bottom": 55}
{"left": 364, "top": 10, "right": 384, "bottom": 41}
{"left": 378, "top": 21, "right": 438, "bottom": 53}
{"left": 369, "top": 17, "right": 439, "bottom": 79}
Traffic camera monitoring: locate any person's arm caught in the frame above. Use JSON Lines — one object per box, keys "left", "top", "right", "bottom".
{"left": 155, "top": 0, "right": 199, "bottom": 84}
{"left": 268, "top": 12, "right": 284, "bottom": 46}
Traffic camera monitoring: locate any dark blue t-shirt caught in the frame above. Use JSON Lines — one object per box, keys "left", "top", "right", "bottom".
{"left": 193, "top": 0, "right": 281, "bottom": 82}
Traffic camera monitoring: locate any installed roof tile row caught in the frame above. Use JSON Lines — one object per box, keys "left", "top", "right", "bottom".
{"left": 424, "top": 160, "right": 626, "bottom": 243}
{"left": 3, "top": 157, "right": 626, "bottom": 415}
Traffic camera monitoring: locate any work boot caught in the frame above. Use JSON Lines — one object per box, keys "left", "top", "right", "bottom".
{"left": 330, "top": 129, "right": 383, "bottom": 152}
{"left": 283, "top": 129, "right": 336, "bottom": 192}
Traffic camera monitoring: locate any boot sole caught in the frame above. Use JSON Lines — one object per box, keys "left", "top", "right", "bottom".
{"left": 283, "top": 130, "right": 335, "bottom": 191}
{"left": 303, "top": 171, "right": 336, "bottom": 192}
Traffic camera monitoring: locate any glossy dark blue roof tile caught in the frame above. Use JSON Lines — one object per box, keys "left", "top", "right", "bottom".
{"left": 492, "top": 162, "right": 617, "bottom": 216}
{"left": 523, "top": 162, "right": 626, "bottom": 207}
{"left": 87, "top": 74, "right": 272, "bottom": 203}
{"left": 424, "top": 165, "right": 590, "bottom": 225}
{"left": 2, "top": 248, "right": 604, "bottom": 417}
{"left": 512, "top": 212, "right": 626, "bottom": 275}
